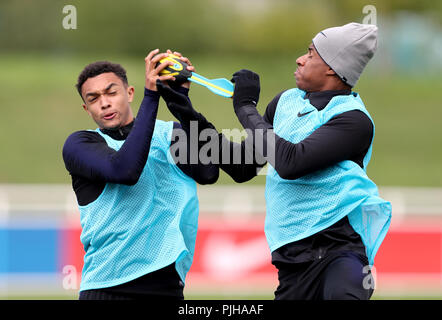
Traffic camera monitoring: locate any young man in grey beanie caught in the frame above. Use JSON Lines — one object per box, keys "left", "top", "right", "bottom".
{"left": 158, "top": 23, "right": 392, "bottom": 300}
{"left": 220, "top": 22, "right": 392, "bottom": 300}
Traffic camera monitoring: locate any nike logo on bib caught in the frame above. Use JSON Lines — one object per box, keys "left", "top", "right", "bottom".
{"left": 297, "top": 110, "right": 313, "bottom": 117}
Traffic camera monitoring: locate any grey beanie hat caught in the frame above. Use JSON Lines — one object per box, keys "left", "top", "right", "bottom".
{"left": 312, "top": 22, "right": 378, "bottom": 87}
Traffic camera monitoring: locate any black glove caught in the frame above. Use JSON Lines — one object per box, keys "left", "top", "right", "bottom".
{"left": 231, "top": 69, "right": 260, "bottom": 112}
{"left": 156, "top": 80, "right": 216, "bottom": 131}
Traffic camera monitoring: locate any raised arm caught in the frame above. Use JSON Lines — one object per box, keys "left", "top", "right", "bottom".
{"left": 63, "top": 50, "right": 176, "bottom": 185}
{"left": 230, "top": 70, "right": 373, "bottom": 180}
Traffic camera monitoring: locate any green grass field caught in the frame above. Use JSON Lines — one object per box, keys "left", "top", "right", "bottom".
{"left": 1, "top": 52, "right": 441, "bottom": 187}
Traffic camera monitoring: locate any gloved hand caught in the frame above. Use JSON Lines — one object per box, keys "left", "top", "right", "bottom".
{"left": 231, "top": 69, "right": 260, "bottom": 112}
{"left": 156, "top": 80, "right": 216, "bottom": 131}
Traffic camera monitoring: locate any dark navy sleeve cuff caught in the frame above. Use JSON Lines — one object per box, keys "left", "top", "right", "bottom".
{"left": 144, "top": 87, "right": 160, "bottom": 98}
{"left": 144, "top": 86, "right": 188, "bottom": 97}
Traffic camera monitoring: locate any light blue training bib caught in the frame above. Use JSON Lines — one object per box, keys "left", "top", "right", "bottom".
{"left": 265, "top": 88, "right": 391, "bottom": 265}
{"left": 78, "top": 120, "right": 199, "bottom": 291}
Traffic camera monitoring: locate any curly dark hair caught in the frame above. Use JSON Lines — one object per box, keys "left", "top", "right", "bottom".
{"left": 76, "top": 61, "right": 128, "bottom": 99}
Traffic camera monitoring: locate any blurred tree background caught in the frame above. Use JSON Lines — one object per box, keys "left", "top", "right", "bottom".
{"left": 0, "top": 0, "right": 441, "bottom": 185}
{"left": 1, "top": 0, "right": 441, "bottom": 57}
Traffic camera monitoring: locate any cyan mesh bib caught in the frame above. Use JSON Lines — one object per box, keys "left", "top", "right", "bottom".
{"left": 265, "top": 88, "right": 391, "bottom": 265}
{"left": 78, "top": 120, "right": 199, "bottom": 291}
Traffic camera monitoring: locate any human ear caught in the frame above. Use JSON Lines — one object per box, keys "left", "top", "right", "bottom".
{"left": 127, "top": 86, "right": 135, "bottom": 103}
{"left": 325, "top": 67, "right": 336, "bottom": 76}
{"left": 82, "top": 104, "right": 92, "bottom": 117}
